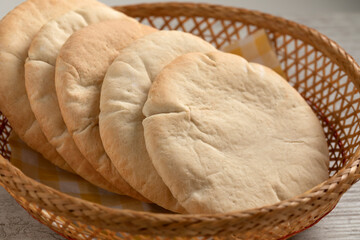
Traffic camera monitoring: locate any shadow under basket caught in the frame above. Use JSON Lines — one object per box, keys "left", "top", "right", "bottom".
{"left": 0, "top": 3, "right": 360, "bottom": 240}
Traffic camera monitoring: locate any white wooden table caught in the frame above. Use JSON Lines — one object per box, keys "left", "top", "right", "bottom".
{"left": 0, "top": 9, "right": 359, "bottom": 240}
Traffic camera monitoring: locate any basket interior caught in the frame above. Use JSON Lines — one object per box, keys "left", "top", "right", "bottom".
{"left": 2, "top": 14, "right": 358, "bottom": 177}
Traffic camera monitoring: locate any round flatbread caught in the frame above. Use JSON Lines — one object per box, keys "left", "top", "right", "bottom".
{"left": 0, "top": 0, "right": 99, "bottom": 172}
{"left": 55, "top": 19, "right": 156, "bottom": 201}
{"left": 100, "top": 31, "right": 216, "bottom": 212}
{"left": 142, "top": 51, "right": 330, "bottom": 214}
{"left": 25, "top": 6, "right": 143, "bottom": 197}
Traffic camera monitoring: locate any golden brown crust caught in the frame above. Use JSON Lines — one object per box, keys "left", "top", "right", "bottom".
{"left": 55, "top": 19, "right": 156, "bottom": 201}
{"left": 24, "top": 4, "right": 135, "bottom": 195}
{"left": 0, "top": 0, "right": 99, "bottom": 172}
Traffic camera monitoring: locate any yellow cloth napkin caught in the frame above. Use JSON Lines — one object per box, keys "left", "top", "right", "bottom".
{"left": 9, "top": 29, "right": 283, "bottom": 211}
{"left": 222, "top": 29, "right": 285, "bottom": 77}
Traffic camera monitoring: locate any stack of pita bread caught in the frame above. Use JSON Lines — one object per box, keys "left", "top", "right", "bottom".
{"left": 0, "top": 0, "right": 329, "bottom": 214}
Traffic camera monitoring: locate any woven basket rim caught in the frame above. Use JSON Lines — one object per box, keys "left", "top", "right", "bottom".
{"left": 1, "top": 155, "right": 359, "bottom": 238}
{"left": 0, "top": 2, "right": 360, "bottom": 236}
{"left": 1, "top": 152, "right": 359, "bottom": 219}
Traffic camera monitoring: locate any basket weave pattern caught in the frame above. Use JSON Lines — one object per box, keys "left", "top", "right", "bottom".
{"left": 0, "top": 3, "right": 359, "bottom": 240}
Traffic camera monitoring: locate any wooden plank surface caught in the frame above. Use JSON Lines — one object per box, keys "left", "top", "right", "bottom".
{"left": 0, "top": 11, "right": 359, "bottom": 240}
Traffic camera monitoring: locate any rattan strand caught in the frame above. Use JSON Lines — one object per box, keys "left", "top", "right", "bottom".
{"left": 0, "top": 3, "right": 359, "bottom": 240}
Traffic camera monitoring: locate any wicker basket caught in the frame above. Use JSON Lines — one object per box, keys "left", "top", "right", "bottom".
{"left": 0, "top": 3, "right": 359, "bottom": 240}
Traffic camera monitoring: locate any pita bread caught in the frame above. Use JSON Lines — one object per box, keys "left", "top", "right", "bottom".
{"left": 142, "top": 51, "right": 329, "bottom": 214}
{"left": 55, "top": 19, "right": 155, "bottom": 200}
{"left": 0, "top": 0, "right": 99, "bottom": 172}
{"left": 25, "top": 6, "right": 144, "bottom": 196}
{"left": 100, "top": 31, "right": 216, "bottom": 212}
